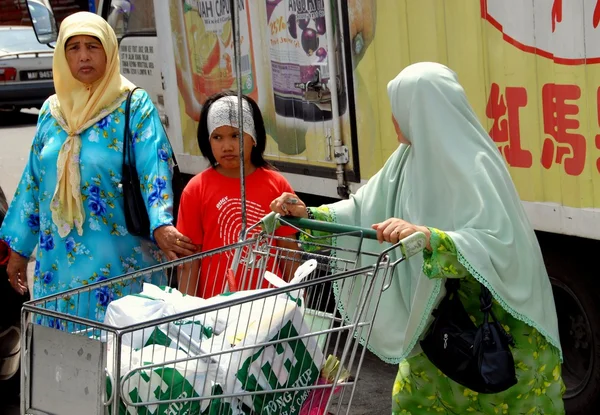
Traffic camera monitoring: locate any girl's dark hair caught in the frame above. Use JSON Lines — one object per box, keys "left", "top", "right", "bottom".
{"left": 197, "top": 91, "right": 273, "bottom": 169}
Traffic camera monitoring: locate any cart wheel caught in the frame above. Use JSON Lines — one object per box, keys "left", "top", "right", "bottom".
{"left": 541, "top": 234, "right": 600, "bottom": 414}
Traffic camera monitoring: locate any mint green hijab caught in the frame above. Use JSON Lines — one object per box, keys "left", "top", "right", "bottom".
{"left": 329, "top": 62, "right": 561, "bottom": 364}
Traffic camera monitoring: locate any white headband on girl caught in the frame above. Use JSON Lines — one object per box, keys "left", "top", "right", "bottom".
{"left": 207, "top": 96, "right": 257, "bottom": 143}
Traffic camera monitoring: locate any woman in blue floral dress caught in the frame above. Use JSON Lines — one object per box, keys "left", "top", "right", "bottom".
{"left": 1, "top": 12, "right": 196, "bottom": 323}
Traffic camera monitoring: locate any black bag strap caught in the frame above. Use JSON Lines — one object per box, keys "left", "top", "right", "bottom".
{"left": 123, "top": 87, "right": 140, "bottom": 167}
{"left": 479, "top": 284, "right": 515, "bottom": 346}
{"left": 123, "top": 87, "right": 180, "bottom": 171}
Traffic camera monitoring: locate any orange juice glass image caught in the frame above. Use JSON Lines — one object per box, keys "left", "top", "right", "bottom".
{"left": 183, "top": 0, "right": 258, "bottom": 104}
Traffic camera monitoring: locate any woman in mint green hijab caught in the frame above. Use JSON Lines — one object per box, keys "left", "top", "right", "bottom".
{"left": 271, "top": 62, "right": 564, "bottom": 414}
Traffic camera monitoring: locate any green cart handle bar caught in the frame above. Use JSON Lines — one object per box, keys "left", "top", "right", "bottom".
{"left": 267, "top": 215, "right": 427, "bottom": 259}
{"left": 282, "top": 216, "right": 378, "bottom": 239}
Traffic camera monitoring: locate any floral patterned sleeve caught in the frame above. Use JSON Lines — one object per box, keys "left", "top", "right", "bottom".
{"left": 299, "top": 206, "right": 334, "bottom": 251}
{"left": 422, "top": 227, "right": 470, "bottom": 279}
{"left": 129, "top": 91, "right": 175, "bottom": 239}
{"left": 0, "top": 104, "right": 49, "bottom": 257}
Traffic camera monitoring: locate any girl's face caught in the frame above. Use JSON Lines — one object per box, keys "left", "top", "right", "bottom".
{"left": 210, "top": 125, "right": 255, "bottom": 173}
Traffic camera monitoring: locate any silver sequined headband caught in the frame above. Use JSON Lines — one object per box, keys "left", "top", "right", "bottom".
{"left": 207, "top": 96, "right": 256, "bottom": 143}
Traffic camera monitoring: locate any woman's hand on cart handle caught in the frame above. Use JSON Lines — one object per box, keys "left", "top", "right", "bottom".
{"left": 372, "top": 218, "right": 431, "bottom": 250}
{"left": 7, "top": 251, "right": 29, "bottom": 295}
{"left": 270, "top": 192, "right": 309, "bottom": 218}
{"left": 154, "top": 225, "right": 197, "bottom": 261}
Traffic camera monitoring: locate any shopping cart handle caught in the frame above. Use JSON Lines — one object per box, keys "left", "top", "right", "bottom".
{"left": 281, "top": 216, "right": 379, "bottom": 239}
{"left": 262, "top": 214, "right": 427, "bottom": 256}
{"left": 399, "top": 231, "right": 428, "bottom": 258}
{"left": 278, "top": 216, "right": 427, "bottom": 257}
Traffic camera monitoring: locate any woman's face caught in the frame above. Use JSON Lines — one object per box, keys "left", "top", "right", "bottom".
{"left": 65, "top": 35, "right": 107, "bottom": 84}
{"left": 209, "top": 125, "right": 255, "bottom": 170}
{"left": 392, "top": 115, "right": 410, "bottom": 145}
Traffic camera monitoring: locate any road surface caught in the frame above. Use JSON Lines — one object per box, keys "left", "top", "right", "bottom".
{"left": 0, "top": 110, "right": 398, "bottom": 414}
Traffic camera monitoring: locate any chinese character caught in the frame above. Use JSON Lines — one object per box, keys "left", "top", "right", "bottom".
{"left": 485, "top": 83, "right": 532, "bottom": 168}
{"left": 541, "top": 83, "right": 586, "bottom": 176}
{"left": 149, "top": 46, "right": 154, "bottom": 53}
{"left": 553, "top": 0, "right": 600, "bottom": 29}
{"left": 144, "top": 46, "right": 149, "bottom": 53}
{"left": 551, "top": 0, "right": 562, "bottom": 32}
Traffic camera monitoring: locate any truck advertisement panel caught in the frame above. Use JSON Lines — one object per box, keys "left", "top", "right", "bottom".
{"left": 168, "top": 0, "right": 600, "bottom": 224}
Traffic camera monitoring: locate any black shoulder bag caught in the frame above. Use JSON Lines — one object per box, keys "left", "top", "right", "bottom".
{"left": 420, "top": 278, "right": 518, "bottom": 393}
{"left": 122, "top": 88, "right": 184, "bottom": 239}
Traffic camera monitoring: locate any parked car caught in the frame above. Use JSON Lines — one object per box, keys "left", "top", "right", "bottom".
{"left": 0, "top": 26, "right": 54, "bottom": 112}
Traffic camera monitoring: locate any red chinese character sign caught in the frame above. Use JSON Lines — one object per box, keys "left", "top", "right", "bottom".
{"left": 485, "top": 83, "right": 532, "bottom": 168}
{"left": 540, "top": 84, "right": 586, "bottom": 176}
{"left": 482, "top": 0, "right": 600, "bottom": 177}
{"left": 480, "top": 0, "right": 600, "bottom": 214}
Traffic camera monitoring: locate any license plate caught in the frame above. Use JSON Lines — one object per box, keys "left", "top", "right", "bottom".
{"left": 20, "top": 70, "right": 53, "bottom": 81}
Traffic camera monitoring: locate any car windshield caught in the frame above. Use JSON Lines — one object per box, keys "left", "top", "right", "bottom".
{"left": 0, "top": 28, "right": 53, "bottom": 54}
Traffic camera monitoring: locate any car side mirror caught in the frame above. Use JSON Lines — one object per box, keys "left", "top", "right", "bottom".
{"left": 26, "top": 0, "right": 58, "bottom": 47}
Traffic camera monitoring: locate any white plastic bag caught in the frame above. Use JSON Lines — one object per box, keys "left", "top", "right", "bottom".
{"left": 198, "top": 259, "right": 319, "bottom": 337}
{"left": 104, "top": 294, "right": 173, "bottom": 349}
{"left": 140, "top": 284, "right": 216, "bottom": 353}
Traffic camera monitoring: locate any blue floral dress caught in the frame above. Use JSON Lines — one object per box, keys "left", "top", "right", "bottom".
{"left": 0, "top": 90, "right": 175, "bottom": 324}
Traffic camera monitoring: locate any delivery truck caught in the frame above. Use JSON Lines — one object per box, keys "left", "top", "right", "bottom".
{"left": 27, "top": 0, "right": 600, "bottom": 412}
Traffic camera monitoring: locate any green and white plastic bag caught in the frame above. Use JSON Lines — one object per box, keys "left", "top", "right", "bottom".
{"left": 106, "top": 344, "right": 247, "bottom": 415}
{"left": 198, "top": 260, "right": 325, "bottom": 415}
{"left": 104, "top": 285, "right": 215, "bottom": 352}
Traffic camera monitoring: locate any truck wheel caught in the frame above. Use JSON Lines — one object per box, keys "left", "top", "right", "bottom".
{"left": 546, "top": 256, "right": 600, "bottom": 414}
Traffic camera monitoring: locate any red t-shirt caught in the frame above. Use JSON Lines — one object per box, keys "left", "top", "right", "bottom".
{"left": 177, "top": 167, "right": 297, "bottom": 298}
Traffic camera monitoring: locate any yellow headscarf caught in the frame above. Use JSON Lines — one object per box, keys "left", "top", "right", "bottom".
{"left": 49, "top": 12, "right": 135, "bottom": 238}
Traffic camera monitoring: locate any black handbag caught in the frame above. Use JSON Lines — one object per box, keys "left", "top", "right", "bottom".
{"left": 122, "top": 88, "right": 184, "bottom": 239}
{"left": 420, "top": 278, "right": 518, "bottom": 394}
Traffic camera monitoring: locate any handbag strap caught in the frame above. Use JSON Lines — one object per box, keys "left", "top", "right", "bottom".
{"left": 123, "top": 87, "right": 140, "bottom": 167}
{"left": 479, "top": 284, "right": 515, "bottom": 346}
{"left": 123, "top": 88, "right": 181, "bottom": 171}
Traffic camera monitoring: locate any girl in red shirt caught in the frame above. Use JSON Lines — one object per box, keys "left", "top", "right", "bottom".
{"left": 176, "top": 92, "right": 300, "bottom": 298}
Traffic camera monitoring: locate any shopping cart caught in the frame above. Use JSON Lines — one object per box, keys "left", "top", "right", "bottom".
{"left": 19, "top": 214, "right": 426, "bottom": 415}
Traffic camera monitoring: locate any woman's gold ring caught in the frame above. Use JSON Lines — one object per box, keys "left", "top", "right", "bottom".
{"left": 176, "top": 238, "right": 180, "bottom": 246}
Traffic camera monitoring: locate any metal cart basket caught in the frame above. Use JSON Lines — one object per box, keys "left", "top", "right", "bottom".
{"left": 20, "top": 215, "right": 426, "bottom": 415}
